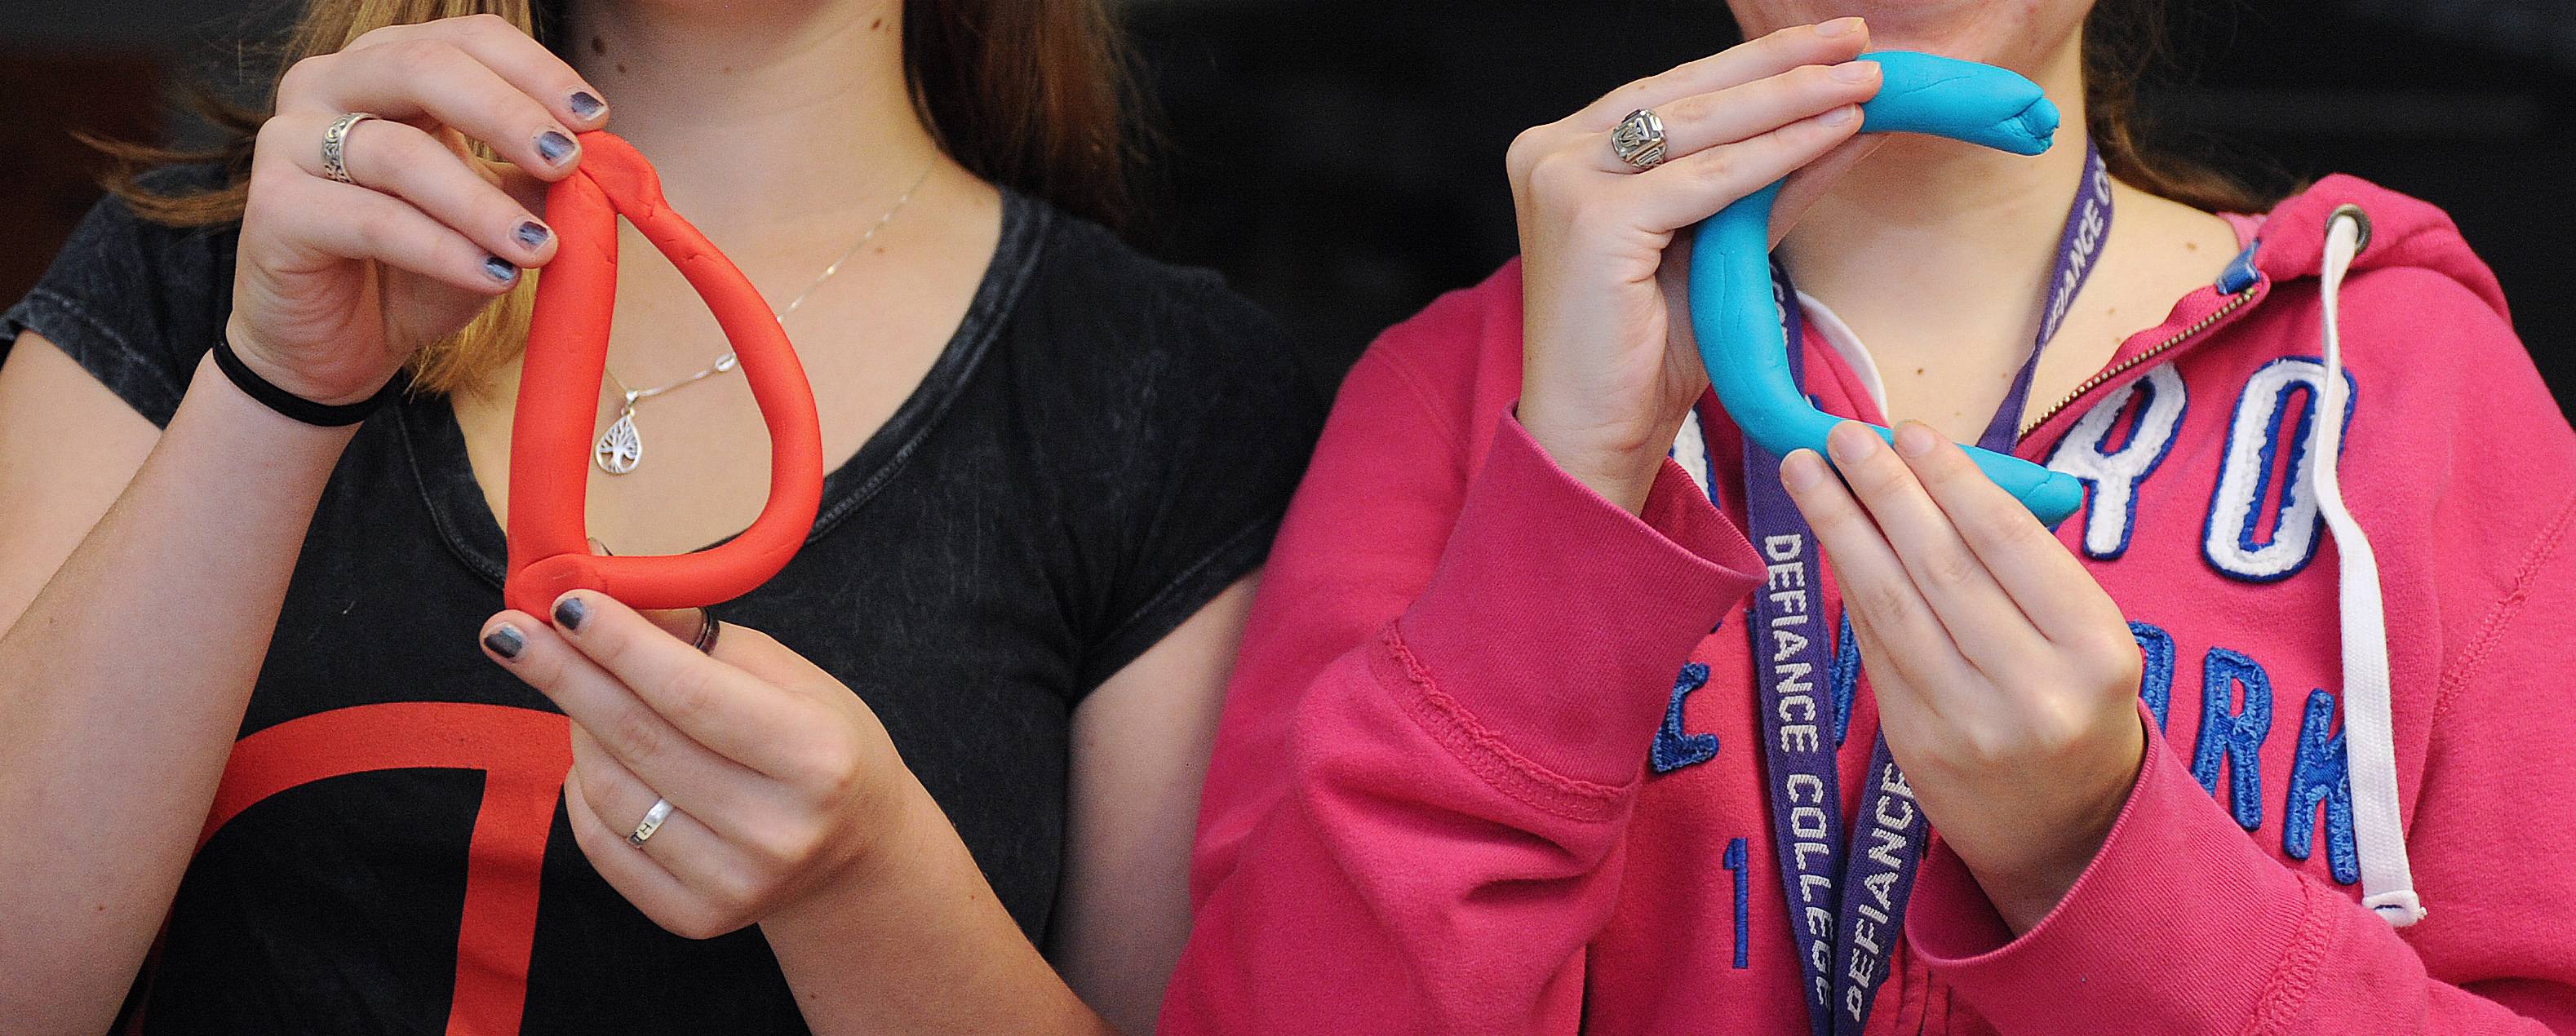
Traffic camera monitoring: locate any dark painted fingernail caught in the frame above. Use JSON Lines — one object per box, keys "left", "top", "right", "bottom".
{"left": 483, "top": 255, "right": 519, "bottom": 283}
{"left": 483, "top": 624, "right": 525, "bottom": 659}
{"left": 553, "top": 595, "right": 587, "bottom": 631}
{"left": 568, "top": 91, "right": 604, "bottom": 121}
{"left": 514, "top": 220, "right": 551, "bottom": 250}
{"left": 536, "top": 130, "right": 576, "bottom": 166}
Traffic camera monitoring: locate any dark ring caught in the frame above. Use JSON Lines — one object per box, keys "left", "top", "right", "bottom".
{"left": 690, "top": 608, "right": 720, "bottom": 653}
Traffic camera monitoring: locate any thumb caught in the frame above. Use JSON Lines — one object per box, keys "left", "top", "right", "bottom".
{"left": 1768, "top": 134, "right": 1887, "bottom": 247}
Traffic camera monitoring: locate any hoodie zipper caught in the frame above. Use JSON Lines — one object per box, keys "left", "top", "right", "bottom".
{"left": 2018, "top": 281, "right": 2263, "bottom": 439}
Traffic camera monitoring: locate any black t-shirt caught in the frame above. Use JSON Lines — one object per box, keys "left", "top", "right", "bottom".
{"left": 3, "top": 169, "right": 1324, "bottom": 1034}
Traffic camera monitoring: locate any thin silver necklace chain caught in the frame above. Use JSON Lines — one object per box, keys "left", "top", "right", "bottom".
{"left": 593, "top": 160, "right": 935, "bottom": 476}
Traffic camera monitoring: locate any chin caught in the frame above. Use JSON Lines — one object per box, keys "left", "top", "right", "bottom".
{"left": 1723, "top": 0, "right": 2089, "bottom": 76}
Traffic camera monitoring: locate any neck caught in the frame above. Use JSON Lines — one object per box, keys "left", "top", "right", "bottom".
{"left": 562, "top": 0, "right": 943, "bottom": 232}
{"left": 1775, "top": 31, "right": 2090, "bottom": 342}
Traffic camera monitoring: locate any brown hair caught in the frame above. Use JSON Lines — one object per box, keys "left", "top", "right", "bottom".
{"left": 99, "top": 0, "right": 1139, "bottom": 393}
{"left": 2082, "top": 0, "right": 2281, "bottom": 214}
{"left": 906, "top": 0, "right": 1140, "bottom": 234}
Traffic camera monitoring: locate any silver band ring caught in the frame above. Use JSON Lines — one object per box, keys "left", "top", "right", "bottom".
{"left": 627, "top": 797, "right": 673, "bottom": 847}
{"left": 690, "top": 608, "right": 720, "bottom": 654}
{"left": 321, "top": 112, "right": 379, "bottom": 184}
{"left": 1610, "top": 108, "right": 1669, "bottom": 171}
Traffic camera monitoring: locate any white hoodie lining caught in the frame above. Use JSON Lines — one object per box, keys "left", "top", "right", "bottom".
{"left": 1671, "top": 292, "right": 1885, "bottom": 501}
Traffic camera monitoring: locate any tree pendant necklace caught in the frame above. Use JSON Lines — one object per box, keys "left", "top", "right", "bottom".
{"left": 594, "top": 354, "right": 736, "bottom": 474}
{"left": 592, "top": 161, "right": 933, "bottom": 475}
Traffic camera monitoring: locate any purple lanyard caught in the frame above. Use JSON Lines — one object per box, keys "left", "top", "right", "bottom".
{"left": 1718, "top": 143, "right": 2108, "bottom": 1036}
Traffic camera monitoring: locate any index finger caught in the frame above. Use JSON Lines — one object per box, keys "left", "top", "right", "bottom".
{"left": 283, "top": 15, "right": 604, "bottom": 177}
{"left": 1891, "top": 421, "right": 2126, "bottom": 644}
{"left": 347, "top": 14, "right": 607, "bottom": 133}
{"left": 1572, "top": 18, "right": 1870, "bottom": 132}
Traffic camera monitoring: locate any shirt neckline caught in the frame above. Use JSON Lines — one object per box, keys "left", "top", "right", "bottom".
{"left": 399, "top": 188, "right": 1053, "bottom": 589}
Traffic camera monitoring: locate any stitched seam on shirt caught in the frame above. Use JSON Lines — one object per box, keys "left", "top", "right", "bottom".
{"left": 2432, "top": 489, "right": 2576, "bottom": 727}
{"left": 1376, "top": 626, "right": 1625, "bottom": 823}
{"left": 1087, "top": 516, "right": 1277, "bottom": 687}
{"left": 396, "top": 403, "right": 509, "bottom": 587}
{"left": 15, "top": 287, "right": 191, "bottom": 413}
{"left": 809, "top": 192, "right": 1049, "bottom": 539}
{"left": 2238, "top": 879, "right": 2338, "bottom": 1036}
{"left": 1372, "top": 348, "right": 1466, "bottom": 458}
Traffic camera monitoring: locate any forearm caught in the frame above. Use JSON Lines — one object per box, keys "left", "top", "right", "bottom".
{"left": 762, "top": 777, "right": 1116, "bottom": 1036}
{"left": 0, "top": 353, "right": 355, "bottom": 1029}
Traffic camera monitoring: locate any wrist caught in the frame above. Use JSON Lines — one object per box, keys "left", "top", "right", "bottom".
{"left": 756, "top": 780, "right": 1113, "bottom": 1036}
{"left": 1953, "top": 728, "right": 2146, "bottom": 934}
{"left": 210, "top": 335, "right": 406, "bottom": 426}
{"left": 189, "top": 352, "right": 371, "bottom": 448}
{"left": 1514, "top": 405, "right": 1670, "bottom": 516}
{"left": 219, "top": 318, "right": 402, "bottom": 409}
{"left": 762, "top": 776, "right": 937, "bottom": 943}
{"left": 1966, "top": 830, "right": 2109, "bottom": 936}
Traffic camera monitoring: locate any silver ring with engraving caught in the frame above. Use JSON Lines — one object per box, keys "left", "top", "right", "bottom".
{"left": 1610, "top": 108, "right": 1669, "bottom": 171}
{"left": 627, "top": 797, "right": 674, "bottom": 847}
{"left": 321, "top": 112, "right": 380, "bottom": 184}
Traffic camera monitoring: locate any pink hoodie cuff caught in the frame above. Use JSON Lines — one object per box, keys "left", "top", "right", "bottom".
{"left": 1390, "top": 411, "right": 1762, "bottom": 789}
{"left": 1906, "top": 702, "right": 2328, "bottom": 1033}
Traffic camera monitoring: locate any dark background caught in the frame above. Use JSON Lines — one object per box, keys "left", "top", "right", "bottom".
{"left": 7, "top": 0, "right": 2570, "bottom": 403}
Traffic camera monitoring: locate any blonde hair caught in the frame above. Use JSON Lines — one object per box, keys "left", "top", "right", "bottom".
{"left": 101, "top": 0, "right": 1137, "bottom": 396}
{"left": 100, "top": 0, "right": 542, "bottom": 393}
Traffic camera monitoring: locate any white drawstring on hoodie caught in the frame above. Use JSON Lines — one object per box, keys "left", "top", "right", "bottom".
{"left": 2313, "top": 204, "right": 2426, "bottom": 927}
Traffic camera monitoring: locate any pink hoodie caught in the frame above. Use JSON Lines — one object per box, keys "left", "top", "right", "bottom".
{"left": 1165, "top": 177, "right": 2576, "bottom": 1035}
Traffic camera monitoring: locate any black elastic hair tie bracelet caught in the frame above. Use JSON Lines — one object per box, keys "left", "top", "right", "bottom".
{"left": 211, "top": 336, "right": 409, "bottom": 427}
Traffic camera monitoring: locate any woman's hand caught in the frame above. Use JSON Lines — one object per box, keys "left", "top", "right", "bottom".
{"left": 1507, "top": 20, "right": 1884, "bottom": 514}
{"left": 232, "top": 14, "right": 609, "bottom": 404}
{"left": 479, "top": 592, "right": 911, "bottom": 939}
{"left": 1783, "top": 421, "right": 2147, "bottom": 933}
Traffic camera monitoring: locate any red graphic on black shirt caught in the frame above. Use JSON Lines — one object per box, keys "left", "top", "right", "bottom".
{"left": 200, "top": 703, "right": 572, "bottom": 1036}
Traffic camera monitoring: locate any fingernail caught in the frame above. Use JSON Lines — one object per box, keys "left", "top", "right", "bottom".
{"left": 1833, "top": 60, "right": 1879, "bottom": 83}
{"left": 1820, "top": 104, "right": 1859, "bottom": 127}
{"left": 568, "top": 91, "right": 605, "bottom": 121}
{"left": 1780, "top": 450, "right": 1827, "bottom": 492}
{"left": 1827, "top": 422, "right": 1880, "bottom": 464}
{"left": 536, "top": 130, "right": 577, "bottom": 166}
{"left": 483, "top": 624, "right": 525, "bottom": 659}
{"left": 1818, "top": 16, "right": 1864, "bottom": 37}
{"left": 553, "top": 595, "right": 587, "bottom": 631}
{"left": 514, "top": 220, "right": 551, "bottom": 250}
{"left": 1895, "top": 421, "right": 1941, "bottom": 458}
{"left": 483, "top": 255, "right": 519, "bottom": 283}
